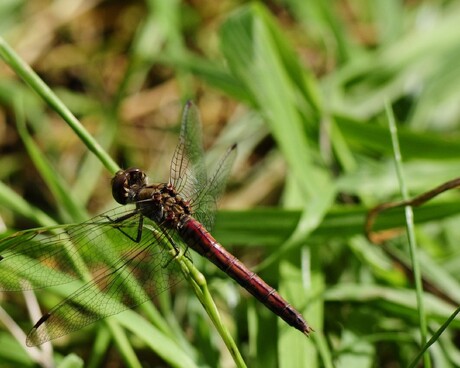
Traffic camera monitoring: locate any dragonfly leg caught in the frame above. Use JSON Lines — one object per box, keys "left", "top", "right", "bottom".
{"left": 104, "top": 209, "right": 139, "bottom": 224}
{"left": 183, "top": 248, "right": 193, "bottom": 263}
{"left": 105, "top": 212, "right": 144, "bottom": 243}
{"left": 160, "top": 230, "right": 182, "bottom": 268}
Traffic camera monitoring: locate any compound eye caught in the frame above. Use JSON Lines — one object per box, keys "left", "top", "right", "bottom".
{"left": 111, "top": 170, "right": 129, "bottom": 204}
{"left": 111, "top": 168, "right": 146, "bottom": 204}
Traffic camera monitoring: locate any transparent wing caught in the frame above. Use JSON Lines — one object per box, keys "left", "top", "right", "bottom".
{"left": 25, "top": 223, "right": 183, "bottom": 346}
{"left": 0, "top": 206, "right": 146, "bottom": 291}
{"left": 168, "top": 102, "right": 237, "bottom": 230}
{"left": 0, "top": 204, "right": 193, "bottom": 346}
{"left": 192, "top": 144, "right": 237, "bottom": 230}
{"left": 169, "top": 101, "right": 207, "bottom": 202}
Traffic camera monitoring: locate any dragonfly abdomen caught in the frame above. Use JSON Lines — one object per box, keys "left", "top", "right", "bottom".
{"left": 178, "top": 217, "right": 312, "bottom": 335}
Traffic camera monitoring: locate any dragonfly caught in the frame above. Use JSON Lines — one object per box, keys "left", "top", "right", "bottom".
{"left": 0, "top": 101, "right": 311, "bottom": 347}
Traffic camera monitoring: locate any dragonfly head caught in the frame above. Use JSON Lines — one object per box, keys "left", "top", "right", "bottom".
{"left": 112, "top": 168, "right": 147, "bottom": 205}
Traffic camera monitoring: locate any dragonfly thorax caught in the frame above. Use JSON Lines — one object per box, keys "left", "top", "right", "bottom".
{"left": 112, "top": 168, "right": 192, "bottom": 229}
{"left": 137, "top": 183, "right": 192, "bottom": 228}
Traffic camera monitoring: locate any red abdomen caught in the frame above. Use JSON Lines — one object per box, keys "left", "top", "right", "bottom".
{"left": 178, "top": 216, "right": 311, "bottom": 334}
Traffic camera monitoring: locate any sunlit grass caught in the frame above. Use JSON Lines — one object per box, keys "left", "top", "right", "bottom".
{"left": 0, "top": 1, "right": 460, "bottom": 367}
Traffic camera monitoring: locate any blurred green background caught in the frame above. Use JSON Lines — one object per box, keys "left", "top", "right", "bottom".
{"left": 1, "top": 0, "right": 460, "bottom": 367}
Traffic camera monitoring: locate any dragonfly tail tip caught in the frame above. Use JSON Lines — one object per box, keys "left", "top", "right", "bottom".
{"left": 304, "top": 326, "right": 314, "bottom": 336}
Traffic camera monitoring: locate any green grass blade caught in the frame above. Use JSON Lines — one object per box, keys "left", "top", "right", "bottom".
{"left": 14, "top": 99, "right": 87, "bottom": 222}
{"left": 220, "top": 4, "right": 330, "bottom": 198}
{"left": 385, "top": 102, "right": 429, "bottom": 367}
{"left": 0, "top": 36, "right": 119, "bottom": 174}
